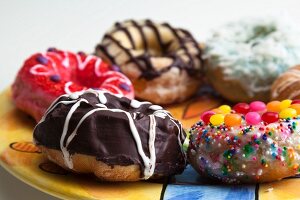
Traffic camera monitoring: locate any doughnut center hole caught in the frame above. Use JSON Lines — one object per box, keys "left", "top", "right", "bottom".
{"left": 125, "top": 25, "right": 179, "bottom": 57}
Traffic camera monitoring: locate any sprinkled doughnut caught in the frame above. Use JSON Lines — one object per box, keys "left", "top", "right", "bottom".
{"left": 188, "top": 99, "right": 300, "bottom": 183}
{"left": 271, "top": 65, "right": 300, "bottom": 100}
{"left": 33, "top": 89, "right": 186, "bottom": 181}
{"left": 12, "top": 48, "right": 134, "bottom": 121}
{"left": 95, "top": 19, "right": 202, "bottom": 104}
{"left": 204, "top": 17, "right": 300, "bottom": 102}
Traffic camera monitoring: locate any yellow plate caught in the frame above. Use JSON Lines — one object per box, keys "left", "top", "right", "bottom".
{"left": 0, "top": 88, "right": 221, "bottom": 200}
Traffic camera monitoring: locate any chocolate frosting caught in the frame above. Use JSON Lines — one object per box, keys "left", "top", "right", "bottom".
{"left": 95, "top": 19, "right": 202, "bottom": 80}
{"left": 33, "top": 90, "right": 187, "bottom": 179}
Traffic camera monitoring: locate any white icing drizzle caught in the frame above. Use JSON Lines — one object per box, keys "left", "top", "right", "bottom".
{"left": 130, "top": 99, "right": 151, "bottom": 108}
{"left": 98, "top": 91, "right": 107, "bottom": 104}
{"left": 40, "top": 99, "right": 77, "bottom": 123}
{"left": 45, "top": 90, "right": 183, "bottom": 179}
{"left": 149, "top": 105, "right": 163, "bottom": 111}
{"left": 147, "top": 115, "right": 157, "bottom": 178}
{"left": 101, "top": 77, "right": 120, "bottom": 85}
{"left": 64, "top": 82, "right": 76, "bottom": 94}
{"left": 102, "top": 84, "right": 124, "bottom": 95}
{"left": 29, "top": 64, "right": 52, "bottom": 76}
{"left": 60, "top": 99, "right": 88, "bottom": 168}
{"left": 62, "top": 51, "right": 70, "bottom": 68}
{"left": 42, "top": 53, "right": 58, "bottom": 73}
{"left": 77, "top": 55, "right": 94, "bottom": 70}
{"left": 28, "top": 50, "right": 132, "bottom": 97}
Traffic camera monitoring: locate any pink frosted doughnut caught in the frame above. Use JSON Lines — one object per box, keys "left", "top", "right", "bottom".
{"left": 12, "top": 48, "right": 134, "bottom": 121}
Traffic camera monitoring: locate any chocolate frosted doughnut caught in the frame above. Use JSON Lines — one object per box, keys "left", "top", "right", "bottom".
{"left": 33, "top": 89, "right": 186, "bottom": 181}
{"left": 95, "top": 19, "right": 203, "bottom": 104}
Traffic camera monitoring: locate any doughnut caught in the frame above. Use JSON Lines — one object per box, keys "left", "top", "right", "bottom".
{"left": 271, "top": 65, "right": 300, "bottom": 100}
{"left": 204, "top": 17, "right": 300, "bottom": 102}
{"left": 33, "top": 89, "right": 187, "bottom": 181}
{"left": 95, "top": 19, "right": 203, "bottom": 104}
{"left": 188, "top": 100, "right": 300, "bottom": 183}
{"left": 12, "top": 48, "right": 134, "bottom": 121}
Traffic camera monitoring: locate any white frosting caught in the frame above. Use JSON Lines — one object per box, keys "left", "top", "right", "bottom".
{"left": 130, "top": 99, "right": 151, "bottom": 108}
{"left": 62, "top": 51, "right": 70, "bottom": 68}
{"left": 147, "top": 115, "right": 157, "bottom": 178}
{"left": 64, "top": 82, "right": 74, "bottom": 94}
{"left": 60, "top": 99, "right": 88, "bottom": 169}
{"left": 149, "top": 105, "right": 163, "bottom": 111}
{"left": 29, "top": 64, "right": 52, "bottom": 76}
{"left": 204, "top": 16, "right": 300, "bottom": 97}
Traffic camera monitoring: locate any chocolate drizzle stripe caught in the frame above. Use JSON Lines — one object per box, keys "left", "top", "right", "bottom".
{"left": 103, "top": 34, "right": 145, "bottom": 71}
{"left": 95, "top": 44, "right": 116, "bottom": 64}
{"left": 161, "top": 23, "right": 195, "bottom": 70}
{"left": 114, "top": 22, "right": 136, "bottom": 49}
{"left": 96, "top": 19, "right": 202, "bottom": 80}
{"left": 129, "top": 20, "right": 149, "bottom": 52}
{"left": 179, "top": 28, "right": 203, "bottom": 65}
{"left": 145, "top": 20, "right": 166, "bottom": 54}
{"left": 60, "top": 99, "right": 88, "bottom": 168}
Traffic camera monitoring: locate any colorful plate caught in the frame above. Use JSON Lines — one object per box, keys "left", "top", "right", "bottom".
{"left": 0, "top": 88, "right": 299, "bottom": 200}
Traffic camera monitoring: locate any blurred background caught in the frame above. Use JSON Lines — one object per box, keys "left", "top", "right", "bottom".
{"left": 0, "top": 0, "right": 300, "bottom": 199}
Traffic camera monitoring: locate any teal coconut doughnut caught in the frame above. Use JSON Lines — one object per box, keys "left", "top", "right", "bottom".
{"left": 204, "top": 17, "right": 300, "bottom": 102}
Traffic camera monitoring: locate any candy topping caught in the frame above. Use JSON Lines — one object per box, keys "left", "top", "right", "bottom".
{"left": 233, "top": 103, "right": 250, "bottom": 114}
{"left": 210, "top": 114, "right": 225, "bottom": 126}
{"left": 290, "top": 104, "right": 300, "bottom": 115}
{"left": 261, "top": 112, "right": 279, "bottom": 124}
{"left": 266, "top": 101, "right": 281, "bottom": 112}
{"left": 224, "top": 114, "right": 242, "bottom": 127}
{"left": 245, "top": 112, "right": 261, "bottom": 125}
{"left": 50, "top": 74, "right": 61, "bottom": 82}
{"left": 201, "top": 111, "right": 215, "bottom": 124}
{"left": 47, "top": 47, "right": 57, "bottom": 52}
{"left": 279, "top": 108, "right": 297, "bottom": 119}
{"left": 249, "top": 101, "right": 266, "bottom": 112}
{"left": 36, "top": 55, "right": 48, "bottom": 64}
{"left": 119, "top": 83, "right": 131, "bottom": 92}
{"left": 111, "top": 65, "right": 121, "bottom": 72}
{"left": 218, "top": 105, "right": 231, "bottom": 114}
{"left": 292, "top": 99, "right": 300, "bottom": 105}
{"left": 280, "top": 99, "right": 292, "bottom": 110}
{"left": 201, "top": 100, "right": 300, "bottom": 127}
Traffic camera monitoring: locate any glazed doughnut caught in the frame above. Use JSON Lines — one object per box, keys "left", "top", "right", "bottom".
{"left": 12, "top": 48, "right": 134, "bottom": 121}
{"left": 188, "top": 100, "right": 300, "bottom": 183}
{"left": 95, "top": 19, "right": 202, "bottom": 104}
{"left": 33, "top": 89, "right": 186, "bottom": 181}
{"left": 204, "top": 17, "right": 300, "bottom": 102}
{"left": 271, "top": 65, "right": 300, "bottom": 100}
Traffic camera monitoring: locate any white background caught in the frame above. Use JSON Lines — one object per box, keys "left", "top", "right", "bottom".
{"left": 0, "top": 0, "right": 300, "bottom": 199}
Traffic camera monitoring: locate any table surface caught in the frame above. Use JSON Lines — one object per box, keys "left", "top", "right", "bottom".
{"left": 1, "top": 0, "right": 300, "bottom": 199}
